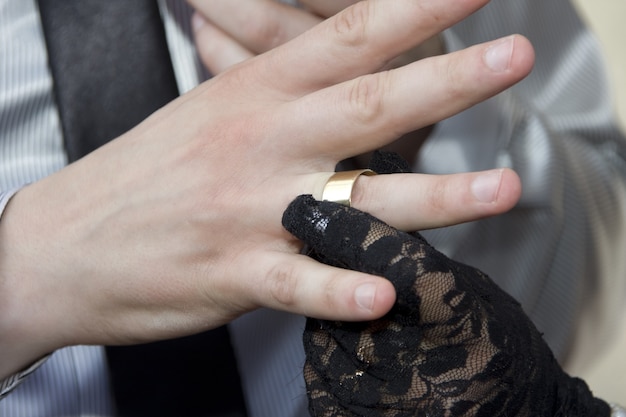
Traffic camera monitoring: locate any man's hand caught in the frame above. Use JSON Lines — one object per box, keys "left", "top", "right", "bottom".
{"left": 0, "top": 0, "right": 532, "bottom": 378}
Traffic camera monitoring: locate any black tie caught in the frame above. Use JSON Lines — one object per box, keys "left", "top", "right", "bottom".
{"left": 36, "top": 1, "right": 247, "bottom": 416}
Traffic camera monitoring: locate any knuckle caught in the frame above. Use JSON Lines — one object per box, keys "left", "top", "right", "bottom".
{"left": 423, "top": 179, "right": 449, "bottom": 214}
{"left": 347, "top": 73, "right": 388, "bottom": 125}
{"left": 266, "top": 263, "right": 299, "bottom": 308}
{"left": 321, "top": 277, "right": 340, "bottom": 310}
{"left": 333, "top": 2, "right": 371, "bottom": 47}
{"left": 441, "top": 58, "right": 465, "bottom": 98}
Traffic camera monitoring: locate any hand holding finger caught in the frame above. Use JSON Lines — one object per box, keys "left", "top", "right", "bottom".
{"left": 3, "top": 0, "right": 531, "bottom": 366}
{"left": 282, "top": 195, "right": 610, "bottom": 417}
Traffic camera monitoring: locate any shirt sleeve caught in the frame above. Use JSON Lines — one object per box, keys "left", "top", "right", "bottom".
{"left": 0, "top": 188, "right": 20, "bottom": 215}
{"left": 0, "top": 356, "right": 50, "bottom": 401}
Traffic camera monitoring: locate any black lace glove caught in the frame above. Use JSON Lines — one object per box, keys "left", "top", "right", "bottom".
{"left": 281, "top": 154, "right": 610, "bottom": 417}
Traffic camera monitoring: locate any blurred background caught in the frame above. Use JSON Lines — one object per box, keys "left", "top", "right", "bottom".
{"left": 571, "top": 0, "right": 626, "bottom": 404}
{"left": 574, "top": 0, "right": 626, "bottom": 129}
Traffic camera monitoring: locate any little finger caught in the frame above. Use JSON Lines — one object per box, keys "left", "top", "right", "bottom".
{"left": 245, "top": 251, "right": 397, "bottom": 321}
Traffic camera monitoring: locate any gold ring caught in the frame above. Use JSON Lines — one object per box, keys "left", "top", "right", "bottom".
{"left": 322, "top": 169, "right": 377, "bottom": 207}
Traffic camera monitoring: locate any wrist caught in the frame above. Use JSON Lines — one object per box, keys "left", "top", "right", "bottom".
{"left": 0, "top": 186, "right": 65, "bottom": 378}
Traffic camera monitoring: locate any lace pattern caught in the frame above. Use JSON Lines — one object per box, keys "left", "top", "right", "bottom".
{"left": 283, "top": 195, "right": 610, "bottom": 417}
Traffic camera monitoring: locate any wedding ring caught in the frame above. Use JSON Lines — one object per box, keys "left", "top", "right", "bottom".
{"left": 322, "top": 169, "right": 377, "bottom": 207}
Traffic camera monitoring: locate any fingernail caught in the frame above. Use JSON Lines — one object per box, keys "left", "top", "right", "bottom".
{"left": 191, "top": 12, "right": 206, "bottom": 32}
{"left": 355, "top": 283, "right": 376, "bottom": 311}
{"left": 471, "top": 169, "right": 502, "bottom": 203}
{"left": 484, "top": 36, "right": 514, "bottom": 72}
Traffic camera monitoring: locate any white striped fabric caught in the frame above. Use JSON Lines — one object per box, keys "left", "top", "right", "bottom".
{"left": 0, "top": 0, "right": 66, "bottom": 191}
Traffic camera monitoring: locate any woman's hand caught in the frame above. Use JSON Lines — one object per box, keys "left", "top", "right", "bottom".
{"left": 282, "top": 192, "right": 610, "bottom": 417}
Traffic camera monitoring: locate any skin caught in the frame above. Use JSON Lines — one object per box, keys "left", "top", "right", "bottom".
{"left": 0, "top": 0, "right": 533, "bottom": 379}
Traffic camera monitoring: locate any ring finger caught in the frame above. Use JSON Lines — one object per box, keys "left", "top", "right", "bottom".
{"left": 305, "top": 168, "right": 522, "bottom": 232}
